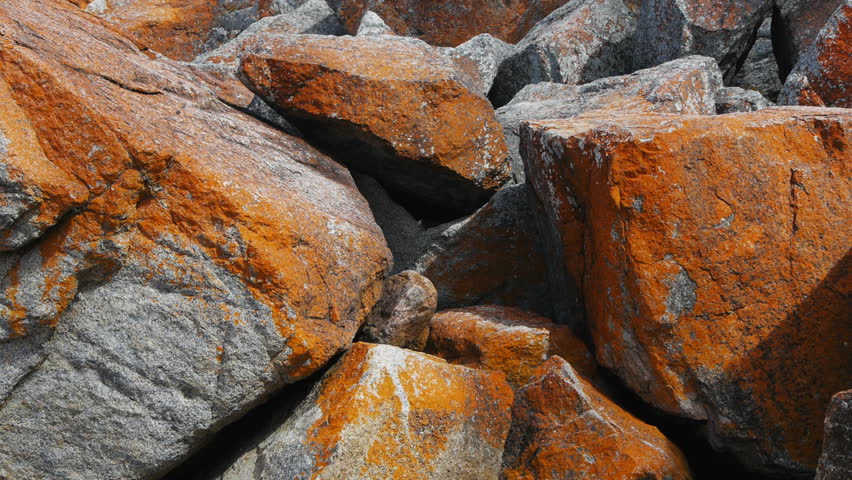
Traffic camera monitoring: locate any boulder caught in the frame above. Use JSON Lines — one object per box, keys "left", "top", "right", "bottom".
{"left": 522, "top": 108, "right": 852, "bottom": 475}
{"left": 0, "top": 1, "right": 391, "bottom": 478}
{"left": 501, "top": 356, "right": 692, "bottom": 480}
{"left": 358, "top": 271, "right": 437, "bottom": 350}
{"left": 715, "top": 87, "right": 774, "bottom": 113}
{"left": 490, "top": 0, "right": 640, "bottom": 107}
{"left": 815, "top": 390, "right": 852, "bottom": 480}
{"left": 426, "top": 306, "right": 597, "bottom": 388}
{"left": 355, "top": 10, "right": 394, "bottom": 36}
{"left": 219, "top": 342, "right": 514, "bottom": 480}
{"left": 442, "top": 34, "right": 514, "bottom": 97}
{"left": 731, "top": 18, "right": 784, "bottom": 101}
{"left": 337, "top": 0, "right": 566, "bottom": 46}
{"left": 778, "top": 2, "right": 852, "bottom": 108}
{"left": 772, "top": 0, "right": 846, "bottom": 79}
{"left": 240, "top": 34, "right": 511, "bottom": 215}
{"left": 633, "top": 0, "right": 773, "bottom": 81}
{"left": 496, "top": 56, "right": 721, "bottom": 182}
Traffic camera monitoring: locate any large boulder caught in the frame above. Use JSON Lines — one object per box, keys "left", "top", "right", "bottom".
{"left": 522, "top": 108, "right": 852, "bottom": 476}
{"left": 496, "top": 56, "right": 721, "bottom": 183}
{"left": 633, "top": 0, "right": 773, "bottom": 81}
{"left": 815, "top": 390, "right": 852, "bottom": 480}
{"left": 240, "top": 34, "right": 511, "bottom": 216}
{"left": 219, "top": 342, "right": 514, "bottom": 479}
{"left": 772, "top": 0, "right": 846, "bottom": 80}
{"left": 501, "top": 356, "right": 692, "bottom": 480}
{"left": 778, "top": 2, "right": 852, "bottom": 108}
{"left": 490, "top": 0, "right": 641, "bottom": 107}
{"left": 337, "top": 0, "right": 566, "bottom": 46}
{"left": 0, "top": 1, "right": 391, "bottom": 478}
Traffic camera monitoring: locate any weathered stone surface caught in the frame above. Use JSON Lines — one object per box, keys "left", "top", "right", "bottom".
{"left": 220, "top": 342, "right": 514, "bottom": 480}
{"left": 522, "top": 108, "right": 852, "bottom": 475}
{"left": 442, "top": 34, "right": 514, "bottom": 97}
{"left": 815, "top": 390, "right": 852, "bottom": 480}
{"left": 497, "top": 56, "right": 721, "bottom": 183}
{"left": 241, "top": 34, "right": 511, "bottom": 215}
{"left": 338, "top": 0, "right": 565, "bottom": 46}
{"left": 715, "top": 86, "right": 774, "bottom": 113}
{"left": 778, "top": 2, "right": 852, "bottom": 108}
{"left": 501, "top": 356, "right": 692, "bottom": 480}
{"left": 356, "top": 10, "right": 394, "bottom": 36}
{"left": 0, "top": 1, "right": 391, "bottom": 478}
{"left": 490, "top": 0, "right": 640, "bottom": 107}
{"left": 732, "top": 18, "right": 784, "bottom": 101}
{"left": 634, "top": 0, "right": 772, "bottom": 81}
{"left": 358, "top": 271, "right": 437, "bottom": 350}
{"left": 772, "top": 0, "right": 845, "bottom": 79}
{"left": 427, "top": 306, "right": 597, "bottom": 389}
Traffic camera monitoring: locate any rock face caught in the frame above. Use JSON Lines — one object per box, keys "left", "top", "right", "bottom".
{"left": 501, "top": 356, "right": 692, "bottom": 480}
{"left": 426, "top": 306, "right": 597, "bottom": 388}
{"left": 634, "top": 0, "right": 772, "bottom": 80}
{"left": 772, "top": 0, "right": 846, "bottom": 79}
{"left": 220, "top": 342, "right": 514, "bottom": 480}
{"left": 778, "top": 2, "right": 852, "bottom": 108}
{"left": 522, "top": 108, "right": 852, "bottom": 475}
{"left": 715, "top": 87, "right": 774, "bottom": 113}
{"left": 496, "top": 56, "right": 721, "bottom": 182}
{"left": 240, "top": 34, "right": 511, "bottom": 215}
{"left": 337, "top": 0, "right": 565, "bottom": 46}
{"left": 442, "top": 34, "right": 514, "bottom": 97}
{"left": 731, "top": 18, "right": 784, "bottom": 101}
{"left": 0, "top": 1, "right": 391, "bottom": 479}
{"left": 490, "top": 0, "right": 640, "bottom": 107}
{"left": 355, "top": 10, "right": 394, "bottom": 36}
{"left": 358, "top": 271, "right": 437, "bottom": 350}
{"left": 815, "top": 390, "right": 852, "bottom": 480}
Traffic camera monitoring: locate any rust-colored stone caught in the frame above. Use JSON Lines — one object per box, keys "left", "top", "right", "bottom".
{"left": 502, "top": 356, "right": 692, "bottom": 480}
{"left": 522, "top": 108, "right": 852, "bottom": 475}
{"left": 338, "top": 0, "right": 566, "bottom": 46}
{"left": 240, "top": 34, "right": 510, "bottom": 215}
{"left": 426, "top": 305, "right": 597, "bottom": 388}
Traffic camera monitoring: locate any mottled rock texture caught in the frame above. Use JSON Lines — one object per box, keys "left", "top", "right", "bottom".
{"left": 220, "top": 342, "right": 514, "bottom": 480}
{"left": 240, "top": 34, "right": 511, "bottom": 215}
{"left": 732, "top": 17, "right": 783, "bottom": 101}
{"left": 815, "top": 390, "right": 852, "bottom": 480}
{"left": 490, "top": 0, "right": 641, "bottom": 107}
{"left": 359, "top": 271, "right": 437, "bottom": 350}
{"left": 501, "top": 356, "right": 692, "bottom": 480}
{"left": 355, "top": 10, "right": 394, "bottom": 36}
{"left": 715, "top": 87, "right": 774, "bottom": 113}
{"left": 338, "top": 0, "right": 565, "bottom": 46}
{"left": 772, "top": 0, "right": 846, "bottom": 79}
{"left": 778, "top": 1, "right": 851, "bottom": 108}
{"left": 496, "top": 56, "right": 721, "bottom": 183}
{"left": 0, "top": 1, "right": 391, "bottom": 478}
{"left": 442, "top": 34, "right": 514, "bottom": 97}
{"left": 523, "top": 108, "right": 852, "bottom": 476}
{"left": 426, "top": 306, "right": 597, "bottom": 388}
{"left": 634, "top": 0, "right": 772, "bottom": 80}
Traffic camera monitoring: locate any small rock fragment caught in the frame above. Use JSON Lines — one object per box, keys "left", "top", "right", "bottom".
{"left": 715, "top": 86, "right": 775, "bottom": 113}
{"left": 355, "top": 10, "right": 394, "bottom": 36}
{"left": 359, "top": 271, "right": 437, "bottom": 350}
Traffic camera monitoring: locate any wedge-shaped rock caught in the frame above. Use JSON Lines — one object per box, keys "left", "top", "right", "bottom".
{"left": 502, "top": 356, "right": 691, "bottom": 480}
{"left": 815, "top": 390, "right": 852, "bottom": 480}
{"left": 497, "top": 56, "right": 721, "bottom": 182}
{"left": 441, "top": 33, "right": 514, "bottom": 97}
{"left": 0, "top": 1, "right": 390, "bottom": 478}
{"left": 731, "top": 18, "right": 783, "bottom": 101}
{"left": 221, "top": 342, "right": 514, "bottom": 480}
{"left": 634, "top": 0, "right": 772, "bottom": 80}
{"left": 772, "top": 0, "right": 845, "bottom": 79}
{"left": 778, "top": 2, "right": 852, "bottom": 108}
{"left": 522, "top": 108, "right": 852, "bottom": 475}
{"left": 338, "top": 0, "right": 566, "bottom": 46}
{"left": 241, "top": 34, "right": 510, "bottom": 215}
{"left": 490, "top": 0, "right": 640, "bottom": 107}
{"left": 426, "top": 305, "right": 597, "bottom": 388}
{"left": 359, "top": 270, "right": 437, "bottom": 350}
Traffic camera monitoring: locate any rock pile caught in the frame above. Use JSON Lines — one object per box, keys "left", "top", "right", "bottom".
{"left": 1, "top": 0, "right": 849, "bottom": 479}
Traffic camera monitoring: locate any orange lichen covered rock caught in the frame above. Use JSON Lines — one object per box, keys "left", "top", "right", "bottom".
{"left": 0, "top": 1, "right": 390, "bottom": 478}
{"left": 338, "top": 0, "right": 566, "bottom": 46}
{"left": 778, "top": 2, "right": 852, "bottom": 108}
{"left": 220, "top": 342, "right": 514, "bottom": 480}
{"left": 240, "top": 34, "right": 510, "bottom": 215}
{"left": 502, "top": 356, "right": 692, "bottom": 480}
{"left": 426, "top": 305, "right": 597, "bottom": 388}
{"left": 523, "top": 108, "right": 852, "bottom": 475}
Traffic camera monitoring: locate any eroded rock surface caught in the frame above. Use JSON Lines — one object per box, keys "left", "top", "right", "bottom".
{"left": 732, "top": 17, "right": 784, "bottom": 101}
{"left": 815, "top": 390, "right": 852, "bottom": 480}
{"left": 772, "top": 0, "right": 846, "bottom": 79}
{"left": 715, "top": 87, "right": 774, "bottom": 113}
{"left": 523, "top": 108, "right": 852, "bottom": 475}
{"left": 359, "top": 271, "right": 437, "bottom": 350}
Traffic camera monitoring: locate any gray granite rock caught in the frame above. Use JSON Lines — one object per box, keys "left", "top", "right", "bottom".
{"left": 358, "top": 271, "right": 437, "bottom": 350}
{"left": 815, "top": 390, "right": 852, "bottom": 480}
{"left": 715, "top": 86, "right": 774, "bottom": 113}
{"left": 442, "top": 34, "right": 514, "bottom": 97}
{"left": 355, "top": 10, "right": 394, "bottom": 36}
{"left": 731, "top": 18, "right": 784, "bottom": 101}
{"left": 772, "top": 0, "right": 845, "bottom": 80}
